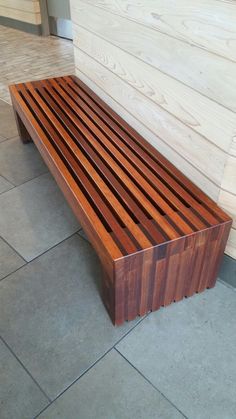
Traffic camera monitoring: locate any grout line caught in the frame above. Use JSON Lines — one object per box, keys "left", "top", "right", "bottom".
{"left": 0, "top": 134, "right": 24, "bottom": 141}
{"left": 27, "top": 230, "right": 82, "bottom": 264}
{"left": 0, "top": 137, "right": 13, "bottom": 145}
{"left": 0, "top": 97, "right": 11, "bottom": 105}
{"left": 0, "top": 230, "right": 82, "bottom": 283}
{"left": 0, "top": 185, "right": 14, "bottom": 196}
{"left": 218, "top": 278, "right": 236, "bottom": 291}
{"left": 0, "top": 263, "right": 28, "bottom": 283}
{"left": 33, "top": 315, "right": 148, "bottom": 418}
{"left": 115, "top": 347, "right": 188, "bottom": 419}
{"left": 0, "top": 227, "right": 82, "bottom": 280}
{"left": 0, "top": 235, "right": 27, "bottom": 263}
{"left": 0, "top": 336, "right": 51, "bottom": 403}
{"left": 0, "top": 170, "right": 49, "bottom": 195}
{"left": 77, "top": 229, "right": 89, "bottom": 243}
{"left": 0, "top": 172, "right": 14, "bottom": 186}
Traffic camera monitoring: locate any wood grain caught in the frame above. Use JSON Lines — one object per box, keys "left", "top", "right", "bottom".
{"left": 71, "top": 1, "right": 236, "bottom": 112}
{"left": 74, "top": 24, "right": 236, "bottom": 153}
{"left": 218, "top": 190, "right": 236, "bottom": 229}
{"left": 74, "top": 25, "right": 236, "bottom": 157}
{"left": 10, "top": 75, "right": 232, "bottom": 324}
{"left": 0, "top": 0, "right": 40, "bottom": 14}
{"left": 74, "top": 49, "right": 226, "bottom": 186}
{"left": 70, "top": 1, "right": 236, "bottom": 259}
{"left": 0, "top": 1, "right": 41, "bottom": 24}
{"left": 73, "top": 68, "right": 220, "bottom": 202}
{"left": 81, "top": 0, "right": 236, "bottom": 62}
{"left": 221, "top": 155, "right": 236, "bottom": 195}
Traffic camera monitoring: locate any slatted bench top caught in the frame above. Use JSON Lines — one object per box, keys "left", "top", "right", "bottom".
{"left": 10, "top": 75, "right": 232, "bottom": 324}
{"left": 10, "top": 76, "right": 230, "bottom": 262}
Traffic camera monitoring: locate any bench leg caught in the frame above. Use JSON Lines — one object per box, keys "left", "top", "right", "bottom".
{"left": 101, "top": 222, "right": 230, "bottom": 326}
{"left": 13, "top": 109, "right": 32, "bottom": 144}
{"left": 101, "top": 269, "right": 116, "bottom": 325}
{"left": 101, "top": 268, "right": 127, "bottom": 326}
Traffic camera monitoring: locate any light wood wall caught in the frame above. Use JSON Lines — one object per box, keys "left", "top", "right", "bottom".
{"left": 0, "top": 0, "right": 41, "bottom": 25}
{"left": 70, "top": 0, "right": 236, "bottom": 259}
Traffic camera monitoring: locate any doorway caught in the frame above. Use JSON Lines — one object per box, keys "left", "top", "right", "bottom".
{"left": 43, "top": 0, "right": 72, "bottom": 40}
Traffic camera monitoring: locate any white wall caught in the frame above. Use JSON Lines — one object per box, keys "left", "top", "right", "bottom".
{"left": 70, "top": 0, "right": 236, "bottom": 259}
{"left": 0, "top": 0, "right": 41, "bottom": 24}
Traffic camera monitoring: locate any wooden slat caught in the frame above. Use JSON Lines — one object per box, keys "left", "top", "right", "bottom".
{"left": 44, "top": 79, "right": 192, "bottom": 237}
{"left": 21, "top": 83, "right": 151, "bottom": 253}
{"left": 10, "top": 75, "right": 232, "bottom": 326}
{"left": 30, "top": 80, "right": 182, "bottom": 241}
{"left": 11, "top": 75, "right": 232, "bottom": 259}
{"left": 69, "top": 75, "right": 227, "bottom": 225}
{"left": 9, "top": 84, "right": 123, "bottom": 268}
{"left": 37, "top": 82, "right": 167, "bottom": 245}
{"left": 57, "top": 77, "right": 207, "bottom": 232}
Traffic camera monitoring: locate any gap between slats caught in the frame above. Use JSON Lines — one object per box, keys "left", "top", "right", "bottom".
{"left": 69, "top": 75, "right": 226, "bottom": 225}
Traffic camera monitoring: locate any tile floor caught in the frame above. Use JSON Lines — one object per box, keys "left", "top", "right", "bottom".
{"left": 0, "top": 26, "right": 74, "bottom": 103}
{"left": 0, "top": 26, "right": 236, "bottom": 419}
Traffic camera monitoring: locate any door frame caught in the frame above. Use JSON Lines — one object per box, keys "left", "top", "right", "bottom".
{"left": 39, "top": 0, "right": 50, "bottom": 36}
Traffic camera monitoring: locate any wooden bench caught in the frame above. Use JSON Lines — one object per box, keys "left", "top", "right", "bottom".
{"left": 10, "top": 76, "right": 232, "bottom": 325}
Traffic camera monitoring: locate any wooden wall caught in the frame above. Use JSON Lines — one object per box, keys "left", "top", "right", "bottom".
{"left": 0, "top": 0, "right": 41, "bottom": 25}
{"left": 70, "top": 0, "right": 236, "bottom": 259}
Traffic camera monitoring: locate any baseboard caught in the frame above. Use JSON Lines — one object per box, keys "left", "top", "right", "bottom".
{"left": 0, "top": 16, "right": 42, "bottom": 35}
{"left": 218, "top": 254, "right": 236, "bottom": 288}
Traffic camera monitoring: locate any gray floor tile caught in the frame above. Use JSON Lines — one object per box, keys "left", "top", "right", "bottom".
{"left": 0, "top": 175, "right": 13, "bottom": 194}
{"left": 117, "top": 283, "right": 236, "bottom": 419}
{"left": 0, "top": 339, "right": 48, "bottom": 419}
{"left": 0, "top": 235, "right": 139, "bottom": 399}
{"left": 0, "top": 100, "right": 18, "bottom": 138}
{"left": 0, "top": 172, "right": 80, "bottom": 261}
{"left": 0, "top": 237, "right": 25, "bottom": 280}
{"left": 0, "top": 136, "right": 47, "bottom": 185}
{"left": 39, "top": 350, "right": 184, "bottom": 419}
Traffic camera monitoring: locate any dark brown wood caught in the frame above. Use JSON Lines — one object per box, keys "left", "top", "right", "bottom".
{"left": 13, "top": 107, "right": 32, "bottom": 143}
{"left": 9, "top": 76, "right": 232, "bottom": 325}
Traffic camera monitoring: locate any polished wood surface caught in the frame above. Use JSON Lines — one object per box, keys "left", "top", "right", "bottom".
{"left": 10, "top": 75, "right": 232, "bottom": 325}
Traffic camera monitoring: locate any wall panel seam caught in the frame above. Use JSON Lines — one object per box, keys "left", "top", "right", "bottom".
{"left": 75, "top": 58, "right": 224, "bottom": 190}
{"left": 73, "top": 28, "right": 236, "bottom": 155}
{"left": 72, "top": 20, "right": 236, "bottom": 116}
{"left": 77, "top": 0, "right": 236, "bottom": 64}
{"left": 74, "top": 44, "right": 227, "bottom": 182}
